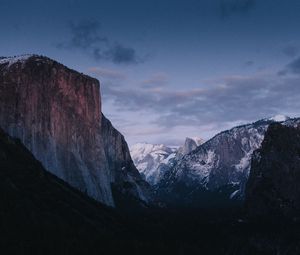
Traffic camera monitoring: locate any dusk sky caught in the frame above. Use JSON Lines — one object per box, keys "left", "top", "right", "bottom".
{"left": 2, "top": 0, "right": 300, "bottom": 145}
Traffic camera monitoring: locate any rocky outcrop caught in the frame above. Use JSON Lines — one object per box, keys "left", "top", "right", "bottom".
{"left": 0, "top": 126, "right": 125, "bottom": 253}
{"left": 176, "top": 137, "right": 204, "bottom": 159}
{"left": 157, "top": 117, "right": 297, "bottom": 207}
{"left": 0, "top": 55, "right": 150, "bottom": 207}
{"left": 245, "top": 123, "right": 300, "bottom": 217}
{"left": 101, "top": 115, "right": 151, "bottom": 205}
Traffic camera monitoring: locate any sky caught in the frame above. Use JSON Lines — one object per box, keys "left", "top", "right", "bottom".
{"left": 1, "top": 0, "right": 300, "bottom": 146}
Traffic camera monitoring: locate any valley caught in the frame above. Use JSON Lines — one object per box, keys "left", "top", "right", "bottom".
{"left": 0, "top": 55, "right": 300, "bottom": 255}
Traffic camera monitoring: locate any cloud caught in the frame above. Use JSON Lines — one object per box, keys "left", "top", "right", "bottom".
{"left": 87, "top": 67, "right": 126, "bottom": 80}
{"left": 220, "top": 0, "right": 256, "bottom": 18}
{"left": 56, "top": 20, "right": 108, "bottom": 49}
{"left": 57, "top": 20, "right": 143, "bottom": 65}
{"left": 243, "top": 60, "right": 254, "bottom": 67}
{"left": 286, "top": 57, "right": 300, "bottom": 74}
{"left": 104, "top": 44, "right": 140, "bottom": 64}
{"left": 69, "top": 20, "right": 108, "bottom": 49}
{"left": 278, "top": 57, "right": 300, "bottom": 75}
{"left": 93, "top": 43, "right": 142, "bottom": 64}
{"left": 140, "top": 73, "right": 169, "bottom": 88}
{"left": 102, "top": 72, "right": 300, "bottom": 130}
{"left": 282, "top": 45, "right": 298, "bottom": 58}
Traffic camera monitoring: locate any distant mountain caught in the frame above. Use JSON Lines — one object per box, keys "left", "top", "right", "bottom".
{"left": 176, "top": 137, "right": 204, "bottom": 159}
{"left": 245, "top": 123, "right": 300, "bottom": 217}
{"left": 0, "top": 55, "right": 151, "bottom": 207}
{"left": 130, "top": 137, "right": 204, "bottom": 185}
{"left": 157, "top": 116, "right": 298, "bottom": 207}
{"left": 130, "top": 143, "right": 177, "bottom": 185}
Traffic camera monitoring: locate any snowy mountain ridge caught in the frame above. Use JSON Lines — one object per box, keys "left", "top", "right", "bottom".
{"left": 130, "top": 137, "right": 204, "bottom": 185}
{"left": 0, "top": 54, "right": 35, "bottom": 67}
{"left": 156, "top": 115, "right": 300, "bottom": 206}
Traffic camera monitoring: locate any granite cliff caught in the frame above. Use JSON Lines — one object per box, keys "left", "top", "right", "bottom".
{"left": 157, "top": 116, "right": 296, "bottom": 207}
{"left": 0, "top": 55, "right": 150, "bottom": 207}
{"left": 245, "top": 123, "right": 300, "bottom": 217}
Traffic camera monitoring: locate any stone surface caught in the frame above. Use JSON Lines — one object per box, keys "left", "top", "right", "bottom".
{"left": 0, "top": 126, "right": 125, "bottom": 253}
{"left": 157, "top": 120, "right": 269, "bottom": 206}
{"left": 0, "top": 55, "right": 150, "bottom": 207}
{"left": 157, "top": 118, "right": 300, "bottom": 206}
{"left": 245, "top": 123, "right": 300, "bottom": 217}
{"left": 176, "top": 137, "right": 204, "bottom": 159}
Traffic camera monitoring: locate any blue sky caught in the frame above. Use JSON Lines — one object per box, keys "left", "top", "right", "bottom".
{"left": 2, "top": 0, "right": 300, "bottom": 145}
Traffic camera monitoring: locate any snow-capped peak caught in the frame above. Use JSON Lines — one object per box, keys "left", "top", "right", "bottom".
{"left": 130, "top": 142, "right": 177, "bottom": 185}
{"left": 130, "top": 142, "right": 174, "bottom": 161}
{"left": 0, "top": 54, "right": 34, "bottom": 67}
{"left": 130, "top": 137, "right": 204, "bottom": 185}
{"left": 269, "top": 115, "right": 289, "bottom": 122}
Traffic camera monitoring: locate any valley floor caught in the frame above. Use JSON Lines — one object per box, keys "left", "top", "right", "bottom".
{"left": 2, "top": 206, "right": 300, "bottom": 255}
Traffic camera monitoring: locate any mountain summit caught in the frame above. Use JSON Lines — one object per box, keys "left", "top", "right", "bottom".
{"left": 0, "top": 55, "right": 151, "bottom": 207}
{"left": 156, "top": 117, "right": 300, "bottom": 207}
{"left": 130, "top": 137, "right": 204, "bottom": 185}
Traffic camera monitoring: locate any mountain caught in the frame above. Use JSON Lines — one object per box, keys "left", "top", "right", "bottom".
{"left": 0, "top": 126, "right": 128, "bottom": 253}
{"left": 157, "top": 116, "right": 296, "bottom": 207}
{"left": 1, "top": 118, "right": 299, "bottom": 255}
{"left": 130, "top": 137, "right": 204, "bottom": 185}
{"left": 130, "top": 143, "right": 177, "bottom": 185}
{"left": 176, "top": 137, "right": 204, "bottom": 159}
{"left": 245, "top": 122, "right": 300, "bottom": 218}
{"left": 0, "top": 54, "right": 151, "bottom": 207}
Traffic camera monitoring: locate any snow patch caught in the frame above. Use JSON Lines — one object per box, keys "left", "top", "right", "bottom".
{"left": 235, "top": 152, "right": 251, "bottom": 172}
{"left": 230, "top": 190, "right": 240, "bottom": 199}
{"left": 184, "top": 149, "right": 217, "bottom": 181}
{"left": 269, "top": 115, "right": 289, "bottom": 122}
{"left": 0, "top": 55, "right": 34, "bottom": 67}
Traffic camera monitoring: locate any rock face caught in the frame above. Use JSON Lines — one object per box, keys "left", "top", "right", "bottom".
{"left": 101, "top": 116, "right": 151, "bottom": 204}
{"left": 0, "top": 127, "right": 125, "bottom": 253}
{"left": 176, "top": 137, "right": 204, "bottom": 159}
{"left": 0, "top": 55, "right": 150, "bottom": 207}
{"left": 245, "top": 123, "right": 300, "bottom": 217}
{"left": 157, "top": 117, "right": 296, "bottom": 206}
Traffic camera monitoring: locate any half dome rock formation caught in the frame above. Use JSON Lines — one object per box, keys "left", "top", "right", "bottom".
{"left": 176, "top": 137, "right": 204, "bottom": 159}
{"left": 0, "top": 54, "right": 150, "bottom": 207}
